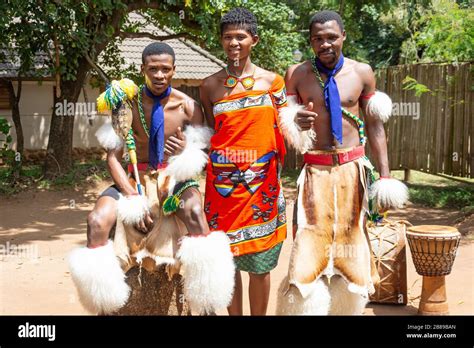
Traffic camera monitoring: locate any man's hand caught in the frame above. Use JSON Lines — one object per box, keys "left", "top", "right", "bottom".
{"left": 165, "top": 127, "right": 187, "bottom": 156}
{"left": 295, "top": 102, "right": 317, "bottom": 131}
{"left": 134, "top": 210, "right": 154, "bottom": 234}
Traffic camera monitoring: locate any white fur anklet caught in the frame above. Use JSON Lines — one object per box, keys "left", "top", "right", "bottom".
{"left": 176, "top": 231, "right": 235, "bottom": 315}
{"left": 68, "top": 241, "right": 130, "bottom": 314}
{"left": 117, "top": 194, "right": 149, "bottom": 225}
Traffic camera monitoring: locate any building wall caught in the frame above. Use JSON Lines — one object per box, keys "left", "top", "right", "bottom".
{"left": 0, "top": 79, "right": 204, "bottom": 150}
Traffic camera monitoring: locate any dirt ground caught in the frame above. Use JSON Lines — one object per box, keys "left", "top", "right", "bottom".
{"left": 0, "top": 179, "right": 472, "bottom": 315}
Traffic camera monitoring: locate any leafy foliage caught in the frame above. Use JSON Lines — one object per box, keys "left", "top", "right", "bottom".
{"left": 0, "top": 117, "right": 14, "bottom": 164}
{"left": 399, "top": 0, "right": 473, "bottom": 63}
{"left": 1, "top": 0, "right": 471, "bottom": 179}
{"left": 205, "top": 0, "right": 302, "bottom": 75}
{"left": 402, "top": 76, "right": 433, "bottom": 97}
{"left": 414, "top": 0, "right": 473, "bottom": 63}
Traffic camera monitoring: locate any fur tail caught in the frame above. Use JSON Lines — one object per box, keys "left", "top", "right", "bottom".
{"left": 165, "top": 126, "right": 213, "bottom": 182}
{"left": 369, "top": 178, "right": 408, "bottom": 210}
{"left": 68, "top": 241, "right": 130, "bottom": 314}
{"left": 367, "top": 91, "right": 392, "bottom": 123}
{"left": 177, "top": 232, "right": 235, "bottom": 315}
{"left": 95, "top": 121, "right": 123, "bottom": 150}
{"left": 278, "top": 100, "right": 315, "bottom": 154}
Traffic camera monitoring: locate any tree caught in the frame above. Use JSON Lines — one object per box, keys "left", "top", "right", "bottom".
{"left": 4, "top": 0, "right": 211, "bottom": 178}
{"left": 194, "top": 0, "right": 303, "bottom": 75}
{"left": 404, "top": 0, "right": 473, "bottom": 63}
{"left": 0, "top": 1, "right": 44, "bottom": 180}
{"left": 4, "top": 0, "right": 469, "bottom": 180}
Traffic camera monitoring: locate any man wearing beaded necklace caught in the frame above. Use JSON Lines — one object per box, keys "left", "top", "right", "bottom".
{"left": 277, "top": 10, "right": 408, "bottom": 315}
{"left": 87, "top": 42, "right": 210, "bottom": 248}
{"left": 69, "top": 42, "right": 239, "bottom": 316}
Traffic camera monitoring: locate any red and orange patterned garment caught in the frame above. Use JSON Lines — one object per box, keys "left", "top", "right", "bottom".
{"left": 204, "top": 75, "right": 288, "bottom": 256}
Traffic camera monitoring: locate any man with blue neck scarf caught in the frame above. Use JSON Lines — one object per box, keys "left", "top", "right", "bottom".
{"left": 71, "top": 43, "right": 236, "bottom": 316}
{"left": 87, "top": 42, "right": 210, "bottom": 246}
{"left": 277, "top": 11, "right": 408, "bottom": 315}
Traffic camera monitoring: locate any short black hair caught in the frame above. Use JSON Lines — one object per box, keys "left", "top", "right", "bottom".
{"left": 142, "top": 42, "right": 175, "bottom": 64}
{"left": 309, "top": 10, "right": 344, "bottom": 33}
{"left": 220, "top": 7, "right": 257, "bottom": 36}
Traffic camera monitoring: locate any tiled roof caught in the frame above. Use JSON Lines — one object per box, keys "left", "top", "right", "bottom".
{"left": 119, "top": 13, "right": 225, "bottom": 79}
{"left": 0, "top": 49, "right": 50, "bottom": 79}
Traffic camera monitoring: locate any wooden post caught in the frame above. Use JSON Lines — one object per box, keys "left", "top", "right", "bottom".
{"left": 404, "top": 168, "right": 411, "bottom": 182}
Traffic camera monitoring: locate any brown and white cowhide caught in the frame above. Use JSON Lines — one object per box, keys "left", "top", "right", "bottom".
{"left": 277, "top": 159, "right": 378, "bottom": 315}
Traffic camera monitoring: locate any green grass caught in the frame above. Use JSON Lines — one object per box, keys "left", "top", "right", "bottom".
{"left": 281, "top": 168, "right": 474, "bottom": 210}
{"left": 0, "top": 160, "right": 110, "bottom": 196}
{"left": 391, "top": 170, "right": 474, "bottom": 209}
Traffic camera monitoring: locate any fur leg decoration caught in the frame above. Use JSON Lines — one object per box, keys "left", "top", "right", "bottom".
{"left": 95, "top": 121, "right": 123, "bottom": 150}
{"left": 278, "top": 97, "right": 315, "bottom": 154}
{"left": 367, "top": 91, "right": 392, "bottom": 123}
{"left": 68, "top": 241, "right": 130, "bottom": 314}
{"left": 176, "top": 231, "right": 235, "bottom": 315}
{"left": 276, "top": 276, "right": 331, "bottom": 315}
{"left": 165, "top": 126, "right": 213, "bottom": 182}
{"left": 328, "top": 276, "right": 368, "bottom": 315}
{"left": 117, "top": 194, "right": 149, "bottom": 225}
{"left": 369, "top": 178, "right": 408, "bottom": 210}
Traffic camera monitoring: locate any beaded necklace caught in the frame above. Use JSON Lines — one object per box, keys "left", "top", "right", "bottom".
{"left": 311, "top": 58, "right": 366, "bottom": 145}
{"left": 224, "top": 64, "right": 256, "bottom": 90}
{"left": 137, "top": 84, "right": 149, "bottom": 137}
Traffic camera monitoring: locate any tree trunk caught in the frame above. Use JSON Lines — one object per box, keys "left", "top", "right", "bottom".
{"left": 2, "top": 78, "right": 23, "bottom": 179}
{"left": 43, "top": 58, "right": 90, "bottom": 178}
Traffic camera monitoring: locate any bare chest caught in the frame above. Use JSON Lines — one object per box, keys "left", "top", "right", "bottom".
{"left": 298, "top": 68, "right": 364, "bottom": 113}
{"left": 131, "top": 99, "right": 188, "bottom": 138}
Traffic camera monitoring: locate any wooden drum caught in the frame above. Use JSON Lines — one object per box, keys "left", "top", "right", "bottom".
{"left": 406, "top": 225, "right": 461, "bottom": 315}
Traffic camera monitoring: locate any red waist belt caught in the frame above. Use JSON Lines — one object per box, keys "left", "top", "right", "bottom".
{"left": 127, "top": 162, "right": 168, "bottom": 173}
{"left": 303, "top": 146, "right": 365, "bottom": 166}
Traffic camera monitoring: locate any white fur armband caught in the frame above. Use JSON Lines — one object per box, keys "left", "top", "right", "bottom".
{"left": 117, "top": 194, "right": 149, "bottom": 225}
{"left": 68, "top": 241, "right": 130, "bottom": 314}
{"left": 95, "top": 121, "right": 124, "bottom": 150}
{"left": 369, "top": 178, "right": 408, "bottom": 210}
{"left": 367, "top": 91, "right": 392, "bottom": 123}
{"left": 177, "top": 231, "right": 235, "bottom": 315}
{"left": 165, "top": 126, "right": 213, "bottom": 182}
{"left": 278, "top": 97, "right": 315, "bottom": 154}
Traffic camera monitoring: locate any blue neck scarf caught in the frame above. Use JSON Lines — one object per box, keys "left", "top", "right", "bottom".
{"left": 314, "top": 54, "right": 345, "bottom": 144}
{"left": 144, "top": 85, "right": 171, "bottom": 169}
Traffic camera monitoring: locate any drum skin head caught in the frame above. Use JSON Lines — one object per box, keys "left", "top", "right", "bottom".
{"left": 407, "top": 225, "right": 460, "bottom": 238}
